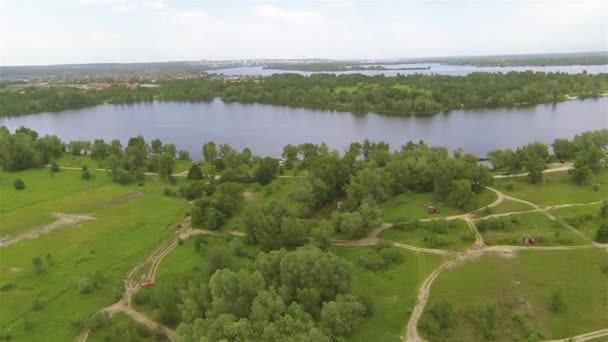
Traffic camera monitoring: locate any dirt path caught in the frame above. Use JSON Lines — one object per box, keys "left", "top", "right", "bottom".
{"left": 401, "top": 187, "right": 607, "bottom": 341}
{"left": 74, "top": 219, "right": 246, "bottom": 342}
{"left": 0, "top": 212, "right": 96, "bottom": 248}
{"left": 543, "top": 327, "right": 608, "bottom": 342}
{"left": 492, "top": 163, "right": 574, "bottom": 179}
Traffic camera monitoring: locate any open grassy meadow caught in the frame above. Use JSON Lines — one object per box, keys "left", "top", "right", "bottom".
{"left": 0, "top": 168, "right": 187, "bottom": 341}
{"left": 475, "top": 212, "right": 590, "bottom": 246}
{"left": 332, "top": 246, "right": 445, "bottom": 342}
{"left": 493, "top": 171, "right": 608, "bottom": 205}
{"left": 380, "top": 219, "right": 475, "bottom": 251}
{"left": 551, "top": 203, "right": 606, "bottom": 241}
{"left": 380, "top": 190, "right": 496, "bottom": 223}
{"left": 423, "top": 249, "right": 608, "bottom": 341}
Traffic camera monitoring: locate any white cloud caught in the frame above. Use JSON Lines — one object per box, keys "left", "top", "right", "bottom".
{"left": 252, "top": 5, "right": 323, "bottom": 25}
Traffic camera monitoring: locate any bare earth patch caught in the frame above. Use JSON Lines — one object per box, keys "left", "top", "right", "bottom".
{"left": 243, "top": 191, "right": 255, "bottom": 200}
{"left": 0, "top": 212, "right": 96, "bottom": 248}
{"left": 110, "top": 191, "right": 145, "bottom": 205}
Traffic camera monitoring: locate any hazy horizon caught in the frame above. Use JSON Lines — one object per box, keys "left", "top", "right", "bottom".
{"left": 1, "top": 0, "right": 607, "bottom": 66}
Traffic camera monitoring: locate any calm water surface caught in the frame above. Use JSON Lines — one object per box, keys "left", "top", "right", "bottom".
{"left": 1, "top": 98, "right": 607, "bottom": 158}
{"left": 212, "top": 63, "right": 608, "bottom": 77}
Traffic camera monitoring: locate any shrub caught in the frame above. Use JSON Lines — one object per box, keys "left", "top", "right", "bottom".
{"left": 82, "top": 170, "right": 92, "bottom": 180}
{"left": 31, "top": 298, "right": 44, "bottom": 311}
{"left": 78, "top": 278, "right": 94, "bottom": 294}
{"left": 474, "top": 303, "right": 497, "bottom": 340}
{"left": 548, "top": 288, "right": 565, "bottom": 313}
{"left": 506, "top": 181, "right": 515, "bottom": 191}
{"left": 50, "top": 160, "right": 60, "bottom": 173}
{"left": 13, "top": 178, "right": 25, "bottom": 190}
{"left": 358, "top": 252, "right": 386, "bottom": 271}
{"left": 115, "top": 171, "right": 135, "bottom": 185}
{"left": 596, "top": 223, "right": 608, "bottom": 243}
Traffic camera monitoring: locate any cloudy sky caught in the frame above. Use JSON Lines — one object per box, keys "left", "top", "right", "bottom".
{"left": 0, "top": 0, "right": 606, "bottom": 66}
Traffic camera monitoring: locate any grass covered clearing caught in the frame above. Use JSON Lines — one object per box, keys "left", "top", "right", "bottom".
{"left": 0, "top": 168, "right": 112, "bottom": 214}
{"left": 133, "top": 235, "right": 258, "bottom": 326}
{"left": 87, "top": 312, "right": 166, "bottom": 342}
{"left": 493, "top": 171, "right": 608, "bottom": 205}
{"left": 551, "top": 203, "right": 606, "bottom": 241}
{"left": 380, "top": 190, "right": 496, "bottom": 223}
{"left": 424, "top": 249, "right": 608, "bottom": 341}
{"left": 0, "top": 172, "right": 187, "bottom": 341}
{"left": 223, "top": 176, "right": 308, "bottom": 231}
{"left": 380, "top": 219, "right": 475, "bottom": 251}
{"left": 332, "top": 246, "right": 444, "bottom": 342}
{"left": 471, "top": 199, "right": 534, "bottom": 218}
{"left": 476, "top": 212, "right": 590, "bottom": 246}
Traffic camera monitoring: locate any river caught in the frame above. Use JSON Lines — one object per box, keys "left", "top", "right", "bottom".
{"left": 211, "top": 63, "right": 608, "bottom": 77}
{"left": 0, "top": 98, "right": 607, "bottom": 158}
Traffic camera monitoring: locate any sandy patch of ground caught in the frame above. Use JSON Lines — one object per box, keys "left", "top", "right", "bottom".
{"left": 243, "top": 191, "right": 255, "bottom": 200}
{"left": 0, "top": 212, "right": 96, "bottom": 248}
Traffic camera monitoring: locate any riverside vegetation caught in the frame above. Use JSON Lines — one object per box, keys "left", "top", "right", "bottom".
{"left": 1, "top": 71, "right": 607, "bottom": 117}
{"left": 0, "top": 126, "right": 607, "bottom": 341}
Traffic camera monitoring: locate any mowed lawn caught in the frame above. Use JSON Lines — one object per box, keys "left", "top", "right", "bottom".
{"left": 425, "top": 249, "right": 608, "bottom": 341}
{"left": 0, "top": 169, "right": 188, "bottom": 341}
{"left": 380, "top": 219, "right": 475, "bottom": 251}
{"left": 333, "top": 247, "right": 444, "bottom": 342}
{"left": 493, "top": 170, "right": 608, "bottom": 205}
{"left": 380, "top": 190, "right": 496, "bottom": 223}
{"left": 475, "top": 212, "right": 590, "bottom": 246}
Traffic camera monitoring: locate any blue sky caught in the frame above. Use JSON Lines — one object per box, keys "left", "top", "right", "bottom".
{"left": 0, "top": 0, "right": 606, "bottom": 65}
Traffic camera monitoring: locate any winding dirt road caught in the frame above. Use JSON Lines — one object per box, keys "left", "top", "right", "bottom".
{"left": 400, "top": 187, "right": 607, "bottom": 341}
{"left": 74, "top": 219, "right": 245, "bottom": 342}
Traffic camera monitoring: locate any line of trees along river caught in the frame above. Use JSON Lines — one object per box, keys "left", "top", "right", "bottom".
{"left": 1, "top": 71, "right": 607, "bottom": 117}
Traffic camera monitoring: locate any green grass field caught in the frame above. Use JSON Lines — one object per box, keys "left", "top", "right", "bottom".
{"left": 223, "top": 176, "right": 307, "bottom": 231}
{"left": 424, "top": 249, "right": 608, "bottom": 341}
{"left": 0, "top": 168, "right": 187, "bottom": 341}
{"left": 380, "top": 219, "right": 475, "bottom": 251}
{"left": 493, "top": 171, "right": 608, "bottom": 205}
{"left": 551, "top": 203, "right": 606, "bottom": 241}
{"left": 471, "top": 199, "right": 534, "bottom": 218}
{"left": 380, "top": 190, "right": 496, "bottom": 223}
{"left": 332, "top": 246, "right": 445, "bottom": 342}
{"left": 475, "top": 212, "right": 590, "bottom": 246}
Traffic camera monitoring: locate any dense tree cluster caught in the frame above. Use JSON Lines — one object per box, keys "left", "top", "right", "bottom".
{"left": 2, "top": 71, "right": 607, "bottom": 116}
{"left": 190, "top": 182, "right": 244, "bottom": 230}
{"left": 488, "top": 129, "right": 608, "bottom": 185}
{"left": 176, "top": 246, "right": 365, "bottom": 341}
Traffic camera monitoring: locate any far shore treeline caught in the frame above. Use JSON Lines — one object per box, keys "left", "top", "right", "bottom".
{"left": 1, "top": 71, "right": 607, "bottom": 117}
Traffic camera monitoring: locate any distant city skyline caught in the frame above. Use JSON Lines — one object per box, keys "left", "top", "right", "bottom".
{"left": 1, "top": 0, "right": 607, "bottom": 66}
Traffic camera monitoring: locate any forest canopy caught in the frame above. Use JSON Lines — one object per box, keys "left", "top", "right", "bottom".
{"left": 1, "top": 71, "right": 607, "bottom": 117}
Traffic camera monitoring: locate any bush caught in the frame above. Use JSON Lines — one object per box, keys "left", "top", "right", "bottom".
{"left": 163, "top": 188, "right": 177, "bottom": 196}
{"left": 115, "top": 171, "right": 135, "bottom": 185}
{"left": 50, "top": 160, "right": 60, "bottom": 173}
{"left": 82, "top": 170, "right": 92, "bottom": 180}
{"left": 31, "top": 298, "right": 44, "bottom": 311}
{"left": 596, "top": 223, "right": 608, "bottom": 243}
{"left": 358, "top": 252, "right": 386, "bottom": 271}
{"left": 13, "top": 178, "right": 25, "bottom": 190}
{"left": 474, "top": 303, "right": 497, "bottom": 340}
{"left": 506, "top": 181, "right": 515, "bottom": 191}
{"left": 548, "top": 288, "right": 565, "bottom": 313}
{"left": 78, "top": 278, "right": 94, "bottom": 294}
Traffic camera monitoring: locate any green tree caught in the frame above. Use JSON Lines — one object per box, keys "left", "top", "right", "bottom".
{"left": 320, "top": 294, "right": 365, "bottom": 338}
{"left": 202, "top": 141, "right": 217, "bottom": 163}
{"left": 596, "top": 223, "right": 608, "bottom": 243}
